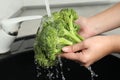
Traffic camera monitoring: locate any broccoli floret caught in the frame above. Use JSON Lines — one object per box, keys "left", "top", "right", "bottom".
{"left": 34, "top": 8, "right": 84, "bottom": 68}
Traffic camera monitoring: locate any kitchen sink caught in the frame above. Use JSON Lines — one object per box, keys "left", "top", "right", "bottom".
{"left": 0, "top": 2, "right": 120, "bottom": 80}
{"left": 0, "top": 35, "right": 120, "bottom": 80}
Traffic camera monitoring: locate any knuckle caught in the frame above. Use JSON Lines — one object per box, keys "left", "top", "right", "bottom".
{"left": 71, "top": 45, "right": 76, "bottom": 52}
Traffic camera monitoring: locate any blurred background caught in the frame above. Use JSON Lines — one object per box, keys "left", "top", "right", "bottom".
{"left": 0, "top": 0, "right": 119, "bottom": 19}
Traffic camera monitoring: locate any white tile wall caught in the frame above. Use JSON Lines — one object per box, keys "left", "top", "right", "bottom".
{"left": 0, "top": 0, "right": 23, "bottom": 20}
{"left": 0, "top": 0, "right": 119, "bottom": 20}
{"left": 23, "top": 0, "right": 120, "bottom": 6}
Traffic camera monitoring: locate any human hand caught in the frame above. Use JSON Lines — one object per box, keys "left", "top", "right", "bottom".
{"left": 75, "top": 16, "right": 96, "bottom": 38}
{"left": 60, "top": 36, "right": 114, "bottom": 67}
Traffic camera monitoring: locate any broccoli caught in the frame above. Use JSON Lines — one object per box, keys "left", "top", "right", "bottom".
{"left": 34, "top": 8, "right": 84, "bottom": 68}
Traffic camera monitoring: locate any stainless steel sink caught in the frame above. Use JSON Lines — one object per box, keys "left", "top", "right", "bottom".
{"left": 0, "top": 35, "right": 119, "bottom": 80}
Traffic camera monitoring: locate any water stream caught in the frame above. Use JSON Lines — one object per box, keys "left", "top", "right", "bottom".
{"left": 58, "top": 57, "right": 66, "bottom": 80}
{"left": 44, "top": 0, "right": 51, "bottom": 17}
{"left": 35, "top": 57, "right": 98, "bottom": 80}
{"left": 87, "top": 66, "right": 98, "bottom": 80}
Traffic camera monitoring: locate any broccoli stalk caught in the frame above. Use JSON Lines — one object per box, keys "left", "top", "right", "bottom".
{"left": 63, "top": 28, "right": 81, "bottom": 43}
{"left": 58, "top": 38, "right": 73, "bottom": 45}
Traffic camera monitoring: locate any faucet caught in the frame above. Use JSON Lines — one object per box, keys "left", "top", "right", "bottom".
{"left": 0, "top": 15, "right": 42, "bottom": 54}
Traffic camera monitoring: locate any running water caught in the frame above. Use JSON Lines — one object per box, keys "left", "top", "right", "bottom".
{"left": 58, "top": 56, "right": 66, "bottom": 80}
{"left": 87, "top": 66, "right": 98, "bottom": 80}
{"left": 44, "top": 0, "right": 51, "bottom": 17}
{"left": 35, "top": 57, "right": 66, "bottom": 80}
{"left": 35, "top": 58, "right": 98, "bottom": 80}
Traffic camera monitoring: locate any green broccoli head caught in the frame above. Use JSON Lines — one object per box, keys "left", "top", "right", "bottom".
{"left": 34, "top": 8, "right": 84, "bottom": 68}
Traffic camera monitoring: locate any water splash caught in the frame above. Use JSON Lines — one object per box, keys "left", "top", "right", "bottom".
{"left": 34, "top": 57, "right": 66, "bottom": 80}
{"left": 58, "top": 56, "right": 66, "bottom": 80}
{"left": 87, "top": 66, "right": 98, "bottom": 80}
{"left": 35, "top": 57, "right": 98, "bottom": 80}
{"left": 47, "top": 68, "right": 54, "bottom": 80}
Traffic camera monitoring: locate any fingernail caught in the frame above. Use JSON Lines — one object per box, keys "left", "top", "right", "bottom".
{"left": 62, "top": 47, "right": 69, "bottom": 52}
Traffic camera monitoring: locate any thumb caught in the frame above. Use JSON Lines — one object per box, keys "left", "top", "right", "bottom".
{"left": 62, "top": 42, "right": 85, "bottom": 53}
{"left": 75, "top": 16, "right": 87, "bottom": 25}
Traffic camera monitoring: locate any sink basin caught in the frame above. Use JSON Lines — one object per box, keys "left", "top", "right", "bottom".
{"left": 0, "top": 49, "right": 120, "bottom": 80}
{"left": 0, "top": 35, "right": 119, "bottom": 80}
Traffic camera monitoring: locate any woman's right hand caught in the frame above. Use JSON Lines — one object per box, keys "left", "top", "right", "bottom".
{"left": 61, "top": 35, "right": 116, "bottom": 67}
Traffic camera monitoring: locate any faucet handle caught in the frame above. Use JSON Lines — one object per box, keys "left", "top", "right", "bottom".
{"left": 1, "top": 15, "right": 42, "bottom": 35}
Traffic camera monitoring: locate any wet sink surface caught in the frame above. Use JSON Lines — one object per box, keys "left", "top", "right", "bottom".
{"left": 0, "top": 50, "right": 37, "bottom": 80}
{"left": 0, "top": 50, "right": 120, "bottom": 80}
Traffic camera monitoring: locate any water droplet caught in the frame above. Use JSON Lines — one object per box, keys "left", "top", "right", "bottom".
{"left": 87, "top": 66, "right": 98, "bottom": 80}
{"left": 58, "top": 56, "right": 66, "bottom": 80}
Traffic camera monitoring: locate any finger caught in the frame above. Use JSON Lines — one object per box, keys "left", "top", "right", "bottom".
{"left": 75, "top": 16, "right": 86, "bottom": 25}
{"left": 60, "top": 53, "right": 81, "bottom": 61}
{"left": 60, "top": 52, "right": 91, "bottom": 67}
{"left": 62, "top": 42, "right": 85, "bottom": 52}
{"left": 60, "top": 52, "right": 86, "bottom": 64}
{"left": 78, "top": 31, "right": 89, "bottom": 39}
